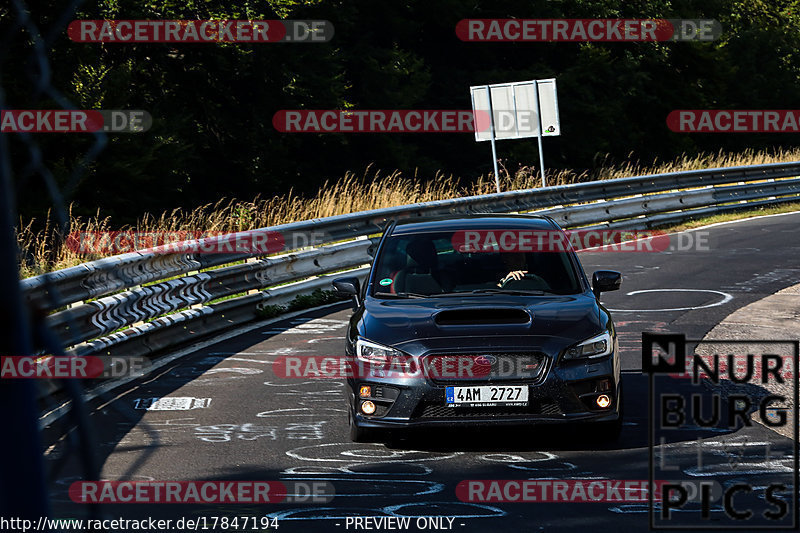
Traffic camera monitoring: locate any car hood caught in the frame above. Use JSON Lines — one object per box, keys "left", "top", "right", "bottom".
{"left": 360, "top": 293, "right": 605, "bottom": 357}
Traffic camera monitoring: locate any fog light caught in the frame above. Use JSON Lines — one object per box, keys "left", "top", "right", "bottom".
{"left": 361, "top": 401, "right": 376, "bottom": 415}
{"left": 359, "top": 385, "right": 371, "bottom": 398}
{"left": 596, "top": 394, "right": 611, "bottom": 408}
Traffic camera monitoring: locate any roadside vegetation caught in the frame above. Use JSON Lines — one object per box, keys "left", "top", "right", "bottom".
{"left": 256, "top": 289, "right": 347, "bottom": 319}
{"left": 17, "top": 147, "right": 800, "bottom": 278}
{"left": 656, "top": 200, "right": 800, "bottom": 232}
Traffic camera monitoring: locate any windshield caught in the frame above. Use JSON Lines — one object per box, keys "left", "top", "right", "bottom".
{"left": 371, "top": 229, "right": 583, "bottom": 296}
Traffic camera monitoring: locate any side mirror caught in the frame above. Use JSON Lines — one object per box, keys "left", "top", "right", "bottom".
{"left": 333, "top": 277, "right": 361, "bottom": 309}
{"left": 592, "top": 270, "right": 622, "bottom": 298}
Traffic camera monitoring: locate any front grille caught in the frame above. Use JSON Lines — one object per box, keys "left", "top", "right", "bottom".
{"left": 414, "top": 400, "right": 562, "bottom": 419}
{"left": 422, "top": 352, "right": 548, "bottom": 385}
{"left": 540, "top": 402, "right": 562, "bottom": 415}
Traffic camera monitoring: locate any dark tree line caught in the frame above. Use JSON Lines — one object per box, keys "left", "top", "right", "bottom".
{"left": 4, "top": 0, "right": 800, "bottom": 223}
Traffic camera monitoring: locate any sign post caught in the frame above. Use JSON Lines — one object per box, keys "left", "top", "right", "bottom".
{"left": 532, "top": 82, "right": 546, "bottom": 187}
{"left": 470, "top": 78, "right": 560, "bottom": 189}
{"left": 485, "top": 85, "right": 500, "bottom": 193}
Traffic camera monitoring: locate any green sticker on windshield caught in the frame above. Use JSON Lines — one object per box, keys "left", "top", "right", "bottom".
{"left": 379, "top": 278, "right": 393, "bottom": 286}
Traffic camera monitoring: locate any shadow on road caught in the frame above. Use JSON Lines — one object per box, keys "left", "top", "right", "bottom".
{"left": 381, "top": 372, "right": 764, "bottom": 453}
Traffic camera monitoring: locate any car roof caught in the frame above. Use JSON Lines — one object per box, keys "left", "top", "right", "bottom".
{"left": 389, "top": 213, "right": 558, "bottom": 235}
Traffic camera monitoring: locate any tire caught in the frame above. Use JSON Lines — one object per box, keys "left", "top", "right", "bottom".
{"left": 597, "top": 416, "right": 622, "bottom": 442}
{"left": 349, "top": 409, "right": 372, "bottom": 443}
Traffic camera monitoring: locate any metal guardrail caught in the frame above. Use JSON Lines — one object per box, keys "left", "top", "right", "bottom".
{"left": 23, "top": 161, "right": 800, "bottom": 394}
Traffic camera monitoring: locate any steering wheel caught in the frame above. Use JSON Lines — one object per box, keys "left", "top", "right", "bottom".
{"left": 500, "top": 272, "right": 550, "bottom": 290}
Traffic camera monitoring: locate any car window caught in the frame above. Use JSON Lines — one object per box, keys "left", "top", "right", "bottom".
{"left": 372, "top": 229, "right": 583, "bottom": 296}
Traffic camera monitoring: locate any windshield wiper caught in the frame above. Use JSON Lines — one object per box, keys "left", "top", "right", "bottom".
{"left": 374, "top": 291, "right": 427, "bottom": 299}
{"left": 470, "top": 288, "right": 547, "bottom": 296}
{"left": 376, "top": 289, "right": 547, "bottom": 298}
{"left": 373, "top": 291, "right": 471, "bottom": 299}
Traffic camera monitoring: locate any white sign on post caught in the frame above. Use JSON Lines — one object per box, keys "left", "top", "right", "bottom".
{"left": 470, "top": 78, "right": 560, "bottom": 191}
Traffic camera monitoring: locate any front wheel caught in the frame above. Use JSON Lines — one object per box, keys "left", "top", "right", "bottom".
{"left": 349, "top": 409, "right": 372, "bottom": 443}
{"left": 596, "top": 416, "right": 622, "bottom": 442}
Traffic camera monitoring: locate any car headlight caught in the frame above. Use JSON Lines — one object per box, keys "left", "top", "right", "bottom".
{"left": 562, "top": 331, "right": 613, "bottom": 360}
{"left": 355, "top": 339, "right": 415, "bottom": 371}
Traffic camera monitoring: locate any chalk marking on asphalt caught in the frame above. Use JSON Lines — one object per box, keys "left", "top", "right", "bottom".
{"left": 133, "top": 397, "right": 211, "bottom": 411}
{"left": 279, "top": 476, "right": 443, "bottom": 496}
{"left": 477, "top": 451, "right": 583, "bottom": 473}
{"left": 262, "top": 381, "right": 345, "bottom": 392}
{"left": 526, "top": 475, "right": 605, "bottom": 480}
{"left": 262, "top": 380, "right": 343, "bottom": 387}
{"left": 227, "top": 357, "right": 276, "bottom": 364}
{"left": 194, "top": 423, "right": 279, "bottom": 443}
{"left": 609, "top": 503, "right": 726, "bottom": 514}
{"left": 684, "top": 460, "right": 794, "bottom": 476}
{"left": 205, "top": 367, "right": 263, "bottom": 375}
{"left": 263, "top": 318, "right": 348, "bottom": 335}
{"left": 257, "top": 407, "right": 345, "bottom": 417}
{"left": 39, "top": 300, "right": 350, "bottom": 428}
{"left": 479, "top": 452, "right": 558, "bottom": 463}
{"left": 265, "top": 508, "right": 390, "bottom": 520}
{"left": 265, "top": 502, "right": 506, "bottom": 520}
{"left": 308, "top": 336, "right": 346, "bottom": 344}
{"left": 607, "top": 289, "right": 733, "bottom": 312}
{"left": 340, "top": 463, "right": 434, "bottom": 475}
{"left": 276, "top": 386, "right": 343, "bottom": 392}
{"left": 381, "top": 501, "right": 507, "bottom": 518}
{"left": 263, "top": 330, "right": 343, "bottom": 334}
{"left": 509, "top": 462, "right": 577, "bottom": 472}
{"left": 291, "top": 318, "right": 348, "bottom": 324}
{"left": 682, "top": 440, "right": 773, "bottom": 446}
{"left": 285, "top": 442, "right": 462, "bottom": 463}
{"left": 281, "top": 463, "right": 434, "bottom": 476}
{"left": 208, "top": 351, "right": 288, "bottom": 355}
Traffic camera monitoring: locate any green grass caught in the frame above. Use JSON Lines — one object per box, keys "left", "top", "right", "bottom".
{"left": 256, "top": 289, "right": 348, "bottom": 319}
{"left": 19, "top": 147, "right": 800, "bottom": 278}
{"left": 655, "top": 200, "right": 800, "bottom": 233}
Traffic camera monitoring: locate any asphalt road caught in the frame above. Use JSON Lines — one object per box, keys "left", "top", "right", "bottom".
{"left": 43, "top": 211, "right": 800, "bottom": 532}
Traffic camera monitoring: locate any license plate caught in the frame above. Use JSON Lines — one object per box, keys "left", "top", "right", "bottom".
{"left": 445, "top": 385, "right": 528, "bottom": 407}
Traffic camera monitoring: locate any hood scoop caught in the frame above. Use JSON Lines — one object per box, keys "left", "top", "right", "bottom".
{"left": 434, "top": 308, "right": 531, "bottom": 326}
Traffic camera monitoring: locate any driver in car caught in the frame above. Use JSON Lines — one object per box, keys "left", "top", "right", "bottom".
{"left": 498, "top": 252, "right": 528, "bottom": 286}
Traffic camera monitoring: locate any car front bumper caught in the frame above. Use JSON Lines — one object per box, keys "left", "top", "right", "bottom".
{"left": 347, "top": 351, "right": 621, "bottom": 430}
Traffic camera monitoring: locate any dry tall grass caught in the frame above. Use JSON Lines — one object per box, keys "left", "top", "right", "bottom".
{"left": 17, "top": 147, "right": 800, "bottom": 278}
